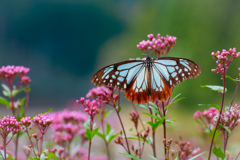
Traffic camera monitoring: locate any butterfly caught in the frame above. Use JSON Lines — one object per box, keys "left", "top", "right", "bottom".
{"left": 91, "top": 56, "right": 201, "bottom": 104}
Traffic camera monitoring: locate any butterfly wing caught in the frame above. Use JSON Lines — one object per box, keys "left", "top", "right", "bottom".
{"left": 150, "top": 64, "right": 172, "bottom": 102}
{"left": 91, "top": 60, "right": 144, "bottom": 91}
{"left": 153, "top": 57, "right": 201, "bottom": 87}
{"left": 148, "top": 57, "right": 200, "bottom": 102}
{"left": 125, "top": 66, "right": 150, "bottom": 104}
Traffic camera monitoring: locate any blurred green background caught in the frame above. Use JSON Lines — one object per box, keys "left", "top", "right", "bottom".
{"left": 1, "top": 0, "right": 240, "bottom": 158}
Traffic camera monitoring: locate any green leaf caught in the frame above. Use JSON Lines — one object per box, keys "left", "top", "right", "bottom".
{"left": 142, "top": 112, "right": 161, "bottom": 121}
{"left": 148, "top": 154, "right": 157, "bottom": 160}
{"left": 96, "top": 132, "right": 105, "bottom": 141}
{"left": 119, "top": 153, "right": 141, "bottom": 160}
{"left": 0, "top": 96, "right": 10, "bottom": 107}
{"left": 41, "top": 108, "right": 53, "bottom": 114}
{"left": 19, "top": 98, "right": 26, "bottom": 118}
{"left": 166, "top": 93, "right": 184, "bottom": 110}
{"left": 85, "top": 128, "right": 92, "bottom": 140}
{"left": 226, "top": 75, "right": 240, "bottom": 83}
{"left": 47, "top": 152, "right": 58, "bottom": 160}
{"left": 1, "top": 84, "right": 10, "bottom": 97}
{"left": 126, "top": 136, "right": 150, "bottom": 144}
{"left": 139, "top": 103, "right": 149, "bottom": 110}
{"left": 85, "top": 128, "right": 99, "bottom": 140}
{"left": 28, "top": 157, "right": 40, "bottom": 160}
{"left": 165, "top": 119, "right": 175, "bottom": 123}
{"left": 188, "top": 152, "right": 205, "bottom": 160}
{"left": 213, "top": 147, "right": 226, "bottom": 160}
{"left": 92, "top": 127, "right": 99, "bottom": 137}
{"left": 108, "top": 133, "right": 119, "bottom": 143}
{"left": 219, "top": 124, "right": 231, "bottom": 136}
{"left": 103, "top": 110, "right": 113, "bottom": 119}
{"left": 106, "top": 123, "right": 111, "bottom": 135}
{"left": 148, "top": 105, "right": 159, "bottom": 115}
{"left": 198, "top": 104, "right": 220, "bottom": 110}
{"left": 201, "top": 85, "right": 227, "bottom": 93}
{"left": 147, "top": 116, "right": 165, "bottom": 131}
{"left": 12, "top": 87, "right": 25, "bottom": 97}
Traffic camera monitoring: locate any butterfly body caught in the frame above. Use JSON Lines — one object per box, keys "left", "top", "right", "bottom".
{"left": 91, "top": 56, "right": 201, "bottom": 104}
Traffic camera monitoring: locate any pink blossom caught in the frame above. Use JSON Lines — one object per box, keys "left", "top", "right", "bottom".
{"left": 137, "top": 33, "right": 177, "bottom": 58}
{"left": 21, "top": 76, "right": 31, "bottom": 85}
{"left": 0, "top": 65, "right": 31, "bottom": 86}
{"left": 171, "top": 137, "right": 201, "bottom": 159}
{"left": 211, "top": 48, "right": 240, "bottom": 77}
{"left": 32, "top": 114, "right": 53, "bottom": 134}
{"left": 129, "top": 110, "right": 139, "bottom": 127}
{"left": 85, "top": 86, "right": 119, "bottom": 104}
{"left": 0, "top": 116, "right": 22, "bottom": 137}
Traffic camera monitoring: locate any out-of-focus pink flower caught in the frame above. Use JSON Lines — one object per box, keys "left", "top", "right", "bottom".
{"left": 0, "top": 65, "right": 31, "bottom": 86}
{"left": 85, "top": 86, "right": 119, "bottom": 104}
{"left": 77, "top": 98, "right": 102, "bottom": 118}
{"left": 129, "top": 110, "right": 139, "bottom": 127}
{"left": 21, "top": 76, "right": 31, "bottom": 85}
{"left": 214, "top": 104, "right": 240, "bottom": 131}
{"left": 0, "top": 116, "right": 22, "bottom": 139}
{"left": 137, "top": 33, "right": 177, "bottom": 58}
{"left": 193, "top": 107, "right": 219, "bottom": 129}
{"left": 171, "top": 137, "right": 201, "bottom": 159}
{"left": 32, "top": 114, "right": 53, "bottom": 134}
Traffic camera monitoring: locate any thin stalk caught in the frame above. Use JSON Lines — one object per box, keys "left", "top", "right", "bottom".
{"left": 114, "top": 107, "right": 131, "bottom": 155}
{"left": 235, "top": 151, "right": 240, "bottom": 160}
{"left": 131, "top": 102, "right": 146, "bottom": 131}
{"left": 3, "top": 135, "right": 7, "bottom": 160}
{"left": 208, "top": 74, "right": 226, "bottom": 160}
{"left": 149, "top": 108, "right": 156, "bottom": 157}
{"left": 88, "top": 139, "right": 92, "bottom": 160}
{"left": 100, "top": 111, "right": 110, "bottom": 160}
{"left": 88, "top": 119, "right": 93, "bottom": 160}
{"left": 230, "top": 81, "right": 239, "bottom": 109}
{"left": 24, "top": 87, "right": 29, "bottom": 115}
{"left": 162, "top": 102, "right": 167, "bottom": 160}
{"left": 223, "top": 132, "right": 229, "bottom": 153}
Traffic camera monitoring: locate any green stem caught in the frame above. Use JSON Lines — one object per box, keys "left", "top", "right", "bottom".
{"left": 162, "top": 102, "right": 167, "bottom": 160}
{"left": 208, "top": 74, "right": 226, "bottom": 160}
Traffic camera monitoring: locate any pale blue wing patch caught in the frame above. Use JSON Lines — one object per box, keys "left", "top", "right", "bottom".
{"left": 153, "top": 58, "right": 201, "bottom": 87}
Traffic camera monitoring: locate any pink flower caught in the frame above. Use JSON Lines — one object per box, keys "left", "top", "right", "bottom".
{"left": 0, "top": 65, "right": 31, "bottom": 86}
{"left": 0, "top": 116, "right": 22, "bottom": 138}
{"left": 85, "top": 86, "right": 119, "bottom": 104}
{"left": 137, "top": 33, "right": 177, "bottom": 58}
{"left": 77, "top": 98, "right": 102, "bottom": 118}
{"left": 171, "top": 137, "right": 201, "bottom": 159}
{"left": 21, "top": 76, "right": 31, "bottom": 85}
{"left": 32, "top": 114, "right": 53, "bottom": 134}
{"left": 211, "top": 48, "right": 240, "bottom": 77}
{"left": 129, "top": 110, "right": 139, "bottom": 127}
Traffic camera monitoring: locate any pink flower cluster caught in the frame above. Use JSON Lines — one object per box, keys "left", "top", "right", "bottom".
{"left": 129, "top": 110, "right": 139, "bottom": 127}
{"left": 211, "top": 48, "right": 240, "bottom": 77}
{"left": 77, "top": 98, "right": 102, "bottom": 118}
{"left": 0, "top": 116, "right": 22, "bottom": 138}
{"left": 170, "top": 137, "right": 201, "bottom": 159}
{"left": 214, "top": 104, "right": 240, "bottom": 131}
{"left": 193, "top": 107, "right": 219, "bottom": 129}
{"left": 0, "top": 65, "right": 31, "bottom": 86}
{"left": 86, "top": 86, "right": 119, "bottom": 104}
{"left": 32, "top": 114, "right": 53, "bottom": 134}
{"left": 137, "top": 33, "right": 177, "bottom": 58}
{"left": 21, "top": 117, "right": 32, "bottom": 130}
{"left": 49, "top": 109, "right": 88, "bottom": 146}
